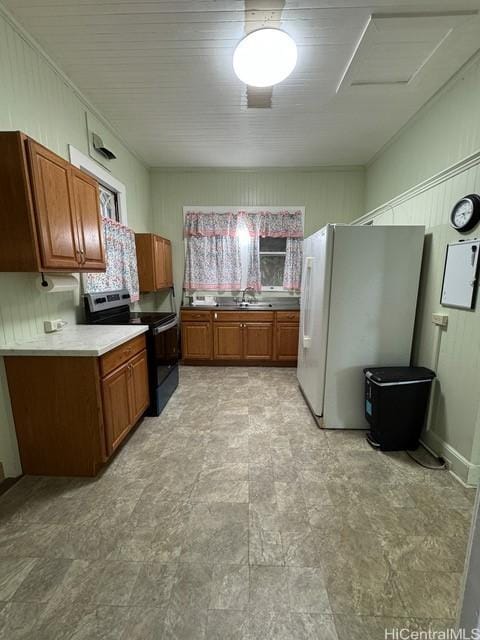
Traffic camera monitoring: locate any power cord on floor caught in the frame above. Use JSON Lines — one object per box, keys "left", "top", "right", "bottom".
{"left": 406, "top": 443, "right": 447, "bottom": 470}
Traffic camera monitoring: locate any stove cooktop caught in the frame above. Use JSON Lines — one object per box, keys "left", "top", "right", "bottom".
{"left": 129, "top": 312, "right": 176, "bottom": 328}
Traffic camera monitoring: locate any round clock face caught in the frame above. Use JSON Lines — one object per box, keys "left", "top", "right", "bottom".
{"left": 450, "top": 195, "right": 480, "bottom": 232}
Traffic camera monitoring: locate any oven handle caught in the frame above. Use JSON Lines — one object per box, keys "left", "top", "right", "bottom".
{"left": 152, "top": 319, "right": 178, "bottom": 335}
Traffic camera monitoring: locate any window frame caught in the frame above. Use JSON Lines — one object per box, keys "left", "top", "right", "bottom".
{"left": 69, "top": 145, "right": 128, "bottom": 225}
{"left": 259, "top": 237, "right": 288, "bottom": 291}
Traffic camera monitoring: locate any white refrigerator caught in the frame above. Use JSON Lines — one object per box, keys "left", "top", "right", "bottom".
{"left": 297, "top": 224, "right": 425, "bottom": 429}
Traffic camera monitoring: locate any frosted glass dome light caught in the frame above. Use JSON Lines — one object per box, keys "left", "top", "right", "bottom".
{"left": 233, "top": 28, "right": 297, "bottom": 87}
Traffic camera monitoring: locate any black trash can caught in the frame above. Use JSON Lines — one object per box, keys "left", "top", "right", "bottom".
{"left": 364, "top": 366, "right": 436, "bottom": 451}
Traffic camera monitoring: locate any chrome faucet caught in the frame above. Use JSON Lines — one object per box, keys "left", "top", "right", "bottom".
{"left": 241, "top": 287, "right": 256, "bottom": 303}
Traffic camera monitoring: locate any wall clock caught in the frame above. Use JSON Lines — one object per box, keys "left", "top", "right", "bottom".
{"left": 450, "top": 194, "right": 480, "bottom": 232}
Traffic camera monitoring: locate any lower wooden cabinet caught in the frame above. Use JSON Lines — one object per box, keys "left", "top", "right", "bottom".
{"left": 182, "top": 322, "right": 212, "bottom": 360}
{"left": 102, "top": 349, "right": 149, "bottom": 455}
{"left": 5, "top": 335, "right": 149, "bottom": 476}
{"left": 181, "top": 309, "right": 298, "bottom": 365}
{"left": 214, "top": 323, "right": 244, "bottom": 360}
{"left": 243, "top": 322, "right": 273, "bottom": 360}
{"left": 275, "top": 323, "right": 300, "bottom": 361}
{"left": 102, "top": 363, "right": 132, "bottom": 455}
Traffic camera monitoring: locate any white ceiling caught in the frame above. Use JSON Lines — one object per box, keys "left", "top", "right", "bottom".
{"left": 5, "top": 0, "right": 480, "bottom": 167}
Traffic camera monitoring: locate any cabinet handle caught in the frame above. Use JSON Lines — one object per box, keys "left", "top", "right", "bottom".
{"left": 214, "top": 313, "right": 217, "bottom": 320}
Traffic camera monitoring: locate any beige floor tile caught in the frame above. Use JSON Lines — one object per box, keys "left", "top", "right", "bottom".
{"left": 0, "top": 365, "right": 473, "bottom": 638}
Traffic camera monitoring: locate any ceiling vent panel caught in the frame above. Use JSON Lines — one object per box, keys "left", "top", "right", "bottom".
{"left": 337, "top": 11, "right": 479, "bottom": 93}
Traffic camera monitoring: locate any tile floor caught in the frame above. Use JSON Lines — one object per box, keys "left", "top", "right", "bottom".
{"left": 0, "top": 366, "right": 476, "bottom": 639}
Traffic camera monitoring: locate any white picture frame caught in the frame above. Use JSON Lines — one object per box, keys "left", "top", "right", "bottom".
{"left": 440, "top": 239, "right": 480, "bottom": 310}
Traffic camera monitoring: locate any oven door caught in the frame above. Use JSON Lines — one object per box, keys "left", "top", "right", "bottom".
{"left": 149, "top": 319, "right": 179, "bottom": 385}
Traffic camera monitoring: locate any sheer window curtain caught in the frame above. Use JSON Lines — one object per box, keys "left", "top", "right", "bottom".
{"left": 84, "top": 217, "right": 140, "bottom": 302}
{"left": 184, "top": 212, "right": 242, "bottom": 290}
{"left": 183, "top": 208, "right": 303, "bottom": 292}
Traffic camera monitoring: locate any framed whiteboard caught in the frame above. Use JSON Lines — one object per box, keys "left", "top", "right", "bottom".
{"left": 440, "top": 239, "right": 480, "bottom": 309}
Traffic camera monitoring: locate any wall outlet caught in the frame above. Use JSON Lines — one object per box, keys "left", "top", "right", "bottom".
{"left": 432, "top": 313, "right": 448, "bottom": 327}
{"left": 44, "top": 319, "right": 67, "bottom": 333}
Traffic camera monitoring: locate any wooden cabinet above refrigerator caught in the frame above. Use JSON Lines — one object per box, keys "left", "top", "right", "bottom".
{"left": 0, "top": 131, "right": 105, "bottom": 272}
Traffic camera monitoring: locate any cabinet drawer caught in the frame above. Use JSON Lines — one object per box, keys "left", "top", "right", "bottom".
{"left": 100, "top": 334, "right": 146, "bottom": 377}
{"left": 276, "top": 311, "right": 299, "bottom": 322}
{"left": 181, "top": 310, "right": 212, "bottom": 322}
{"left": 213, "top": 311, "right": 274, "bottom": 322}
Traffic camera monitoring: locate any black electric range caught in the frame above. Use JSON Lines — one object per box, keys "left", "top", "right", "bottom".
{"left": 84, "top": 289, "right": 179, "bottom": 416}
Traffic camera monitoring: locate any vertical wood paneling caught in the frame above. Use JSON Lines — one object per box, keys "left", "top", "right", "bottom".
{"left": 0, "top": 11, "right": 152, "bottom": 477}
{"left": 150, "top": 167, "right": 365, "bottom": 311}
{"left": 367, "top": 56, "right": 480, "bottom": 211}
{"left": 367, "top": 157, "right": 480, "bottom": 483}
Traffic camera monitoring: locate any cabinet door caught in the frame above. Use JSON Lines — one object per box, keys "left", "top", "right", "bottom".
{"left": 102, "top": 364, "right": 131, "bottom": 455}
{"left": 243, "top": 322, "right": 273, "bottom": 360}
{"left": 164, "top": 239, "right": 173, "bottom": 287}
{"left": 128, "top": 350, "right": 150, "bottom": 424}
{"left": 154, "top": 236, "right": 167, "bottom": 289}
{"left": 70, "top": 168, "right": 105, "bottom": 271}
{"left": 27, "top": 140, "right": 80, "bottom": 270}
{"left": 214, "top": 322, "right": 243, "bottom": 360}
{"left": 275, "top": 323, "right": 299, "bottom": 361}
{"left": 182, "top": 322, "right": 212, "bottom": 360}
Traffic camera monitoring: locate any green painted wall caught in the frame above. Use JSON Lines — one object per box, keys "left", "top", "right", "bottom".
{"left": 0, "top": 8, "right": 152, "bottom": 477}
{"left": 366, "top": 55, "right": 480, "bottom": 211}
{"left": 150, "top": 168, "right": 365, "bottom": 308}
{"left": 362, "top": 57, "right": 480, "bottom": 485}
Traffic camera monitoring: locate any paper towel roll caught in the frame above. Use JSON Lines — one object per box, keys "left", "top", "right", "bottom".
{"left": 36, "top": 274, "right": 79, "bottom": 293}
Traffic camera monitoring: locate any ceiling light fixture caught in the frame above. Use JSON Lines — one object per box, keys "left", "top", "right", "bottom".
{"left": 233, "top": 28, "right": 297, "bottom": 87}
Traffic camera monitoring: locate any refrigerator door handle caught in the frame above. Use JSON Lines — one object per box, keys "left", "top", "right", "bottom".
{"left": 302, "top": 257, "right": 314, "bottom": 348}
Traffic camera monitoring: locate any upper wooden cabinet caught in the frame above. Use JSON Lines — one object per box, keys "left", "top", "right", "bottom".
{"left": 70, "top": 167, "right": 105, "bottom": 270}
{"left": 135, "top": 233, "right": 173, "bottom": 292}
{"left": 0, "top": 131, "right": 105, "bottom": 272}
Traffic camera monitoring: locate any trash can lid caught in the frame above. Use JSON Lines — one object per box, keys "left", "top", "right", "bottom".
{"left": 363, "top": 366, "right": 436, "bottom": 384}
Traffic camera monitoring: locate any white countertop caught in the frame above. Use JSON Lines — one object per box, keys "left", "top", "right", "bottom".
{"left": 0, "top": 325, "right": 149, "bottom": 357}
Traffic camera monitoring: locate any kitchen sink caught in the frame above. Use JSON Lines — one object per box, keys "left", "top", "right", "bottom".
{"left": 214, "top": 296, "right": 299, "bottom": 310}
{"left": 236, "top": 301, "right": 273, "bottom": 308}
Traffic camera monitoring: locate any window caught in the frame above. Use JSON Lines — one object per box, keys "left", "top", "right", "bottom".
{"left": 98, "top": 184, "right": 120, "bottom": 222}
{"left": 259, "top": 237, "right": 287, "bottom": 290}
{"left": 183, "top": 207, "right": 304, "bottom": 293}
{"left": 69, "top": 145, "right": 128, "bottom": 225}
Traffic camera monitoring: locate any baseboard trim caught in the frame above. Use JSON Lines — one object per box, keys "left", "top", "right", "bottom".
{"left": 421, "top": 431, "right": 479, "bottom": 487}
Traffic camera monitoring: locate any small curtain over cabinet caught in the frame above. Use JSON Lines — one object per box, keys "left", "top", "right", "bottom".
{"left": 84, "top": 217, "right": 140, "bottom": 302}
{"left": 184, "top": 211, "right": 242, "bottom": 290}
{"left": 243, "top": 210, "right": 304, "bottom": 292}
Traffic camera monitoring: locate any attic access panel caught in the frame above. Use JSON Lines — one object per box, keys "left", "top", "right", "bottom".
{"left": 440, "top": 239, "right": 480, "bottom": 310}
{"left": 337, "top": 11, "right": 478, "bottom": 93}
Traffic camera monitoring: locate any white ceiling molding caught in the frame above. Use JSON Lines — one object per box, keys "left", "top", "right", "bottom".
{"left": 337, "top": 11, "right": 479, "bottom": 94}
